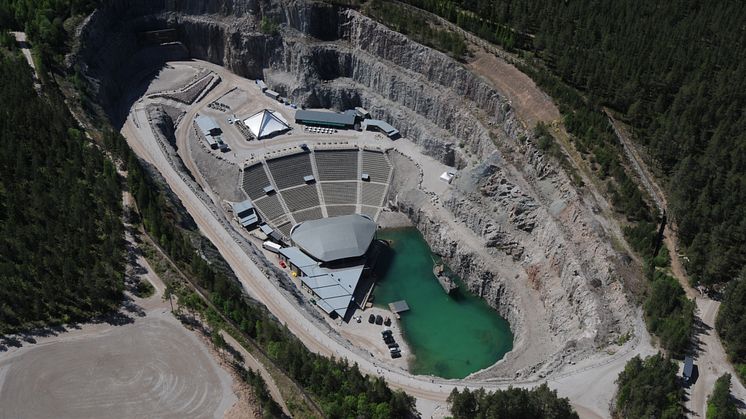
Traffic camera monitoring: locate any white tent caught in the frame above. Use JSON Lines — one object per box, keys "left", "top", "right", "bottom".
{"left": 243, "top": 109, "right": 290, "bottom": 139}
{"left": 440, "top": 171, "right": 455, "bottom": 184}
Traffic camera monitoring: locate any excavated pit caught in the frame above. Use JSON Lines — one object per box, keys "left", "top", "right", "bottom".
{"left": 76, "top": 0, "right": 640, "bottom": 378}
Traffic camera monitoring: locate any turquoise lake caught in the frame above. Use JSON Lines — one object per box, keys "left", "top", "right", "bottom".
{"left": 373, "top": 228, "right": 513, "bottom": 379}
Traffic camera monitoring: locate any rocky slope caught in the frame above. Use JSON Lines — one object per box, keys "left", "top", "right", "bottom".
{"left": 75, "top": 0, "right": 638, "bottom": 378}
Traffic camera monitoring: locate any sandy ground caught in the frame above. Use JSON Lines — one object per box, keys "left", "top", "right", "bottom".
{"left": 467, "top": 50, "right": 560, "bottom": 128}
{"left": 338, "top": 306, "right": 411, "bottom": 370}
{"left": 0, "top": 232, "right": 237, "bottom": 419}
{"left": 687, "top": 297, "right": 746, "bottom": 416}
{"left": 377, "top": 210, "right": 413, "bottom": 228}
{"left": 113, "top": 59, "right": 668, "bottom": 419}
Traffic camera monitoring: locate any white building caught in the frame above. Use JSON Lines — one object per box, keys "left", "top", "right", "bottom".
{"left": 243, "top": 109, "right": 290, "bottom": 139}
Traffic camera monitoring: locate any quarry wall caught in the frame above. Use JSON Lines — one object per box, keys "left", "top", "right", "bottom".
{"left": 76, "top": 0, "right": 638, "bottom": 377}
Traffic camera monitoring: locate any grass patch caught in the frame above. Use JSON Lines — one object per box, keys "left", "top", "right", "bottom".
{"left": 643, "top": 272, "right": 694, "bottom": 357}
{"left": 132, "top": 278, "right": 155, "bottom": 298}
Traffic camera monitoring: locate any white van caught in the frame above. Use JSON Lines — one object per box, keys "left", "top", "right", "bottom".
{"left": 262, "top": 241, "right": 282, "bottom": 254}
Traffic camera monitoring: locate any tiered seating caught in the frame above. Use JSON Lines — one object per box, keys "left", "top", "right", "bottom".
{"left": 314, "top": 150, "right": 359, "bottom": 181}
{"left": 321, "top": 182, "right": 358, "bottom": 205}
{"left": 361, "top": 150, "right": 392, "bottom": 183}
{"left": 361, "top": 183, "right": 387, "bottom": 206}
{"left": 281, "top": 184, "right": 320, "bottom": 212}
{"left": 326, "top": 205, "right": 357, "bottom": 217}
{"left": 241, "top": 149, "right": 392, "bottom": 225}
{"left": 276, "top": 222, "right": 293, "bottom": 238}
{"left": 253, "top": 194, "right": 285, "bottom": 221}
{"left": 361, "top": 206, "right": 380, "bottom": 219}
{"left": 157, "top": 75, "right": 214, "bottom": 104}
{"left": 267, "top": 153, "right": 313, "bottom": 189}
{"left": 293, "top": 207, "right": 324, "bottom": 223}
{"left": 242, "top": 164, "right": 271, "bottom": 199}
{"left": 271, "top": 214, "right": 290, "bottom": 226}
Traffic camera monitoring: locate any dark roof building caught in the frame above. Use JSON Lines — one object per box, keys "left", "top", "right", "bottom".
{"left": 295, "top": 109, "right": 356, "bottom": 128}
{"left": 683, "top": 356, "right": 694, "bottom": 382}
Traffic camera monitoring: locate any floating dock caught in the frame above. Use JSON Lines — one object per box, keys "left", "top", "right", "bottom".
{"left": 433, "top": 264, "right": 458, "bottom": 294}
{"left": 389, "top": 300, "right": 410, "bottom": 319}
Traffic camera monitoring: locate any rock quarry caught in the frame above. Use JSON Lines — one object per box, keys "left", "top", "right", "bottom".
{"left": 75, "top": 0, "right": 639, "bottom": 378}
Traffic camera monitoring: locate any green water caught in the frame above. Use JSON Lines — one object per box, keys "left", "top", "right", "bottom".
{"left": 374, "top": 228, "right": 513, "bottom": 379}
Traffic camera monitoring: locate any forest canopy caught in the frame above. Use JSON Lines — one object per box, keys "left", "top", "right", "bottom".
{"left": 615, "top": 354, "right": 685, "bottom": 419}
{"left": 447, "top": 384, "right": 578, "bottom": 419}
{"left": 0, "top": 51, "right": 124, "bottom": 334}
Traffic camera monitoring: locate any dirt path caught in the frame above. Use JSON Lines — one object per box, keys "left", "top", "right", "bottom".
{"left": 688, "top": 298, "right": 746, "bottom": 416}
{"left": 220, "top": 332, "right": 291, "bottom": 416}
{"left": 604, "top": 112, "right": 746, "bottom": 415}
{"left": 391, "top": 1, "right": 557, "bottom": 129}
{"left": 11, "top": 32, "right": 41, "bottom": 92}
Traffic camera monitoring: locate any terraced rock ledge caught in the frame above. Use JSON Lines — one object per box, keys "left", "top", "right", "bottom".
{"left": 75, "top": 0, "right": 640, "bottom": 379}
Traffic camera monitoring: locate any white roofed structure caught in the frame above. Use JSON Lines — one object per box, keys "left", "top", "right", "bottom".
{"left": 243, "top": 109, "right": 290, "bottom": 139}
{"left": 195, "top": 115, "right": 221, "bottom": 137}
{"left": 290, "top": 214, "right": 377, "bottom": 263}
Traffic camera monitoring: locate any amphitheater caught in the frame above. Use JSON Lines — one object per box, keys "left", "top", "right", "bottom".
{"left": 241, "top": 146, "right": 393, "bottom": 239}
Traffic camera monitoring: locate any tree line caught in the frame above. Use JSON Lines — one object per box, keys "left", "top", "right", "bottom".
{"left": 614, "top": 354, "right": 685, "bottom": 419}
{"left": 707, "top": 374, "right": 746, "bottom": 419}
{"left": 716, "top": 272, "right": 746, "bottom": 385}
{"left": 0, "top": 0, "right": 98, "bottom": 72}
{"left": 447, "top": 385, "right": 578, "bottom": 419}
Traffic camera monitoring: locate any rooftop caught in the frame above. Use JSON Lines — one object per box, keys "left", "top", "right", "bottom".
{"left": 280, "top": 246, "right": 365, "bottom": 318}
{"left": 243, "top": 109, "right": 290, "bottom": 139}
{"left": 290, "top": 214, "right": 377, "bottom": 262}
{"left": 233, "top": 200, "right": 259, "bottom": 226}
{"left": 389, "top": 300, "right": 410, "bottom": 313}
{"left": 195, "top": 115, "right": 220, "bottom": 136}
{"left": 362, "top": 119, "right": 399, "bottom": 137}
{"left": 295, "top": 109, "right": 356, "bottom": 127}
{"left": 233, "top": 200, "right": 254, "bottom": 215}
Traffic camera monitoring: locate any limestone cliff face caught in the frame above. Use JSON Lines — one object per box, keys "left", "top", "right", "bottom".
{"left": 76, "top": 0, "right": 637, "bottom": 377}
{"left": 78, "top": 0, "right": 517, "bottom": 166}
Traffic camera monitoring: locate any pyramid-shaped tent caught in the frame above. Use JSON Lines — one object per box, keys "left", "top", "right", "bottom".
{"left": 243, "top": 109, "right": 290, "bottom": 139}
